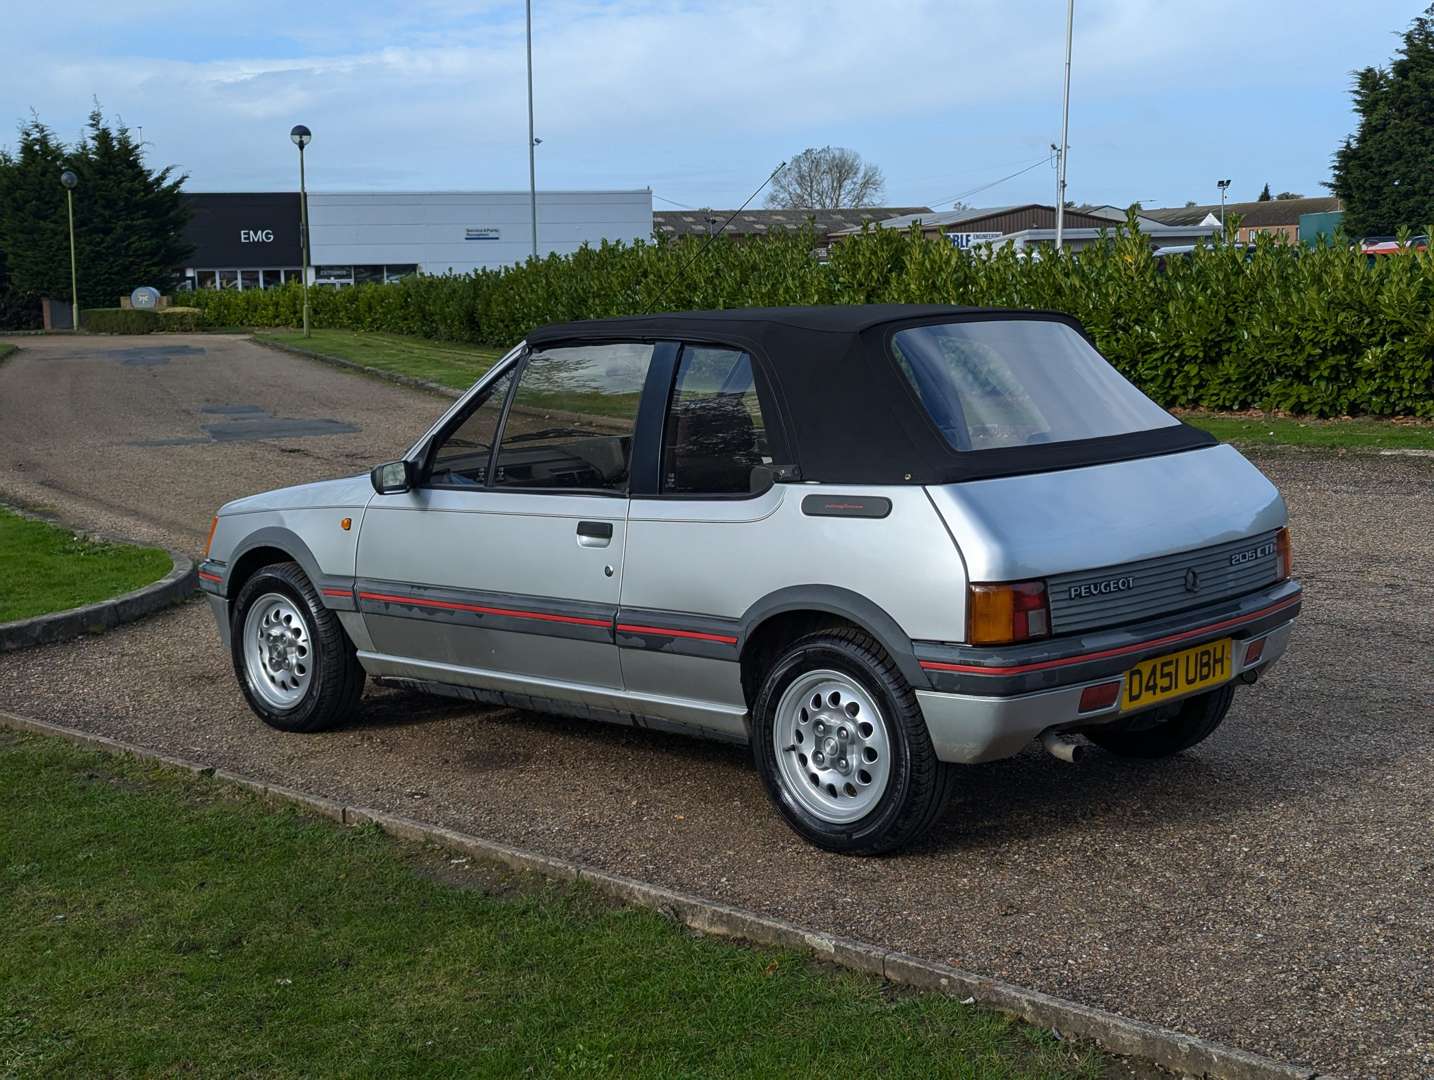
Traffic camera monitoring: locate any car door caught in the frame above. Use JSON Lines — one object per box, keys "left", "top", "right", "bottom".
{"left": 617, "top": 343, "right": 790, "bottom": 736}
{"left": 353, "top": 341, "right": 657, "bottom": 693}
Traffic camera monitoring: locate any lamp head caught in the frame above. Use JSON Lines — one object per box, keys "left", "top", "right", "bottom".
{"left": 59, "top": 169, "right": 78, "bottom": 190}
{"left": 290, "top": 124, "right": 312, "bottom": 149}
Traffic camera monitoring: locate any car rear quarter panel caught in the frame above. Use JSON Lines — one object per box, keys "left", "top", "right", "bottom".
{"left": 622, "top": 484, "right": 968, "bottom": 643}
{"left": 925, "top": 444, "right": 1287, "bottom": 583}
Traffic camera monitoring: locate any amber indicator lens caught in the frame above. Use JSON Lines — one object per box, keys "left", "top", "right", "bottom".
{"left": 341, "top": 517, "right": 352, "bottom": 531}
{"left": 1275, "top": 527, "right": 1293, "bottom": 579}
{"left": 967, "top": 581, "right": 1051, "bottom": 645}
{"left": 202, "top": 516, "right": 219, "bottom": 557}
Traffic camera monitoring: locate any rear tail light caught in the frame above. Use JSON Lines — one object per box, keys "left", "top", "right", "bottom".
{"left": 967, "top": 581, "right": 1051, "bottom": 646}
{"left": 1275, "top": 527, "right": 1293, "bottom": 580}
{"left": 202, "top": 516, "right": 219, "bottom": 558}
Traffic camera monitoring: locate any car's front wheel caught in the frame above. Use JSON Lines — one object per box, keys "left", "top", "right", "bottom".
{"left": 751, "top": 628, "right": 954, "bottom": 855}
{"left": 231, "top": 561, "right": 365, "bottom": 733}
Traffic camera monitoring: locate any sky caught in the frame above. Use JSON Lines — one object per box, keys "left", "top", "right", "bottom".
{"left": 0, "top": 0, "right": 1424, "bottom": 212}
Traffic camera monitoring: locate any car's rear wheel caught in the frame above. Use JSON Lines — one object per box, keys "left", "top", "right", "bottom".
{"left": 751, "top": 628, "right": 954, "bottom": 854}
{"left": 231, "top": 561, "right": 365, "bottom": 733}
{"left": 1087, "top": 683, "right": 1235, "bottom": 758}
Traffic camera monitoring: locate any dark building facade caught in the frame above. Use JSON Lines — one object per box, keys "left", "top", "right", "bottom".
{"left": 180, "top": 193, "right": 303, "bottom": 290}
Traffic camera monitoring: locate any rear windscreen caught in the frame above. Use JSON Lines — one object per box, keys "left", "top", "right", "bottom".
{"left": 890, "top": 320, "right": 1179, "bottom": 451}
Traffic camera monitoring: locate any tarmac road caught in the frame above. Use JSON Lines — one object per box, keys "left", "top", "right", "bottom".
{"left": 2, "top": 333, "right": 1432, "bottom": 1078}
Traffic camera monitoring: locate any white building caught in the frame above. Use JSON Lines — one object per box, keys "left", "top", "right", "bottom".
{"left": 179, "top": 189, "right": 653, "bottom": 289}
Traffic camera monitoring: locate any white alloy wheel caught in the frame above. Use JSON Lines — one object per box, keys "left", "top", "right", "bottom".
{"left": 771, "top": 668, "right": 892, "bottom": 825}
{"left": 242, "top": 591, "right": 314, "bottom": 709}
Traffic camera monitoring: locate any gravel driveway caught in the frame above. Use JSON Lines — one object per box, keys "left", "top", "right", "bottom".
{"left": 2, "top": 333, "right": 1431, "bottom": 1078}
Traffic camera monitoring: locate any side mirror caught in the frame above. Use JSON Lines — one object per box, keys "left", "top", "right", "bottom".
{"left": 371, "top": 460, "right": 414, "bottom": 495}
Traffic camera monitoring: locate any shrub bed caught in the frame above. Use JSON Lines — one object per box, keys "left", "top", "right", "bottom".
{"left": 185, "top": 218, "right": 1434, "bottom": 417}
{"left": 81, "top": 308, "right": 162, "bottom": 334}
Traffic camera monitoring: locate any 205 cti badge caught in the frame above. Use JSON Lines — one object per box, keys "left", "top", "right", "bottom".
{"left": 197, "top": 305, "right": 1300, "bottom": 854}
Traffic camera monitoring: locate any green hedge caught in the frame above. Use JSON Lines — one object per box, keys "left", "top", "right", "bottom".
{"left": 81, "top": 308, "right": 161, "bottom": 334}
{"left": 157, "top": 306, "right": 203, "bottom": 332}
{"left": 186, "top": 218, "right": 1434, "bottom": 417}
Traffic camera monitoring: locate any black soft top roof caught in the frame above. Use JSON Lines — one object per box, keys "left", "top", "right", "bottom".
{"left": 526, "top": 304, "right": 1006, "bottom": 344}
{"left": 525, "top": 305, "right": 1214, "bottom": 485}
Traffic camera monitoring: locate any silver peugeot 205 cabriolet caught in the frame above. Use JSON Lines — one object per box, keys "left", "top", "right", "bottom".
{"left": 199, "top": 305, "right": 1300, "bottom": 853}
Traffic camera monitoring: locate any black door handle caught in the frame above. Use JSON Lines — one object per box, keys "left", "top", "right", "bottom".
{"left": 576, "top": 521, "right": 613, "bottom": 540}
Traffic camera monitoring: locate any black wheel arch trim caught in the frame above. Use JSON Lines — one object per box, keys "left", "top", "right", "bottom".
{"left": 738, "top": 585, "right": 929, "bottom": 690}
{"left": 217, "top": 527, "right": 358, "bottom": 611}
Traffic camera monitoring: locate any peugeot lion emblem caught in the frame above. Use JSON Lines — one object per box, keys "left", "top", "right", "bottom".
{"left": 1185, "top": 568, "right": 1201, "bottom": 593}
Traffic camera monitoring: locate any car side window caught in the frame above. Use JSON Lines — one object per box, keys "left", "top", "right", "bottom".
{"left": 662, "top": 346, "right": 771, "bottom": 495}
{"left": 424, "top": 367, "right": 517, "bottom": 487}
{"left": 492, "top": 343, "right": 651, "bottom": 494}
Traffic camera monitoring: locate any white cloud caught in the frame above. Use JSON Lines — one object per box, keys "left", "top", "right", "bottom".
{"left": 0, "top": 0, "right": 1414, "bottom": 204}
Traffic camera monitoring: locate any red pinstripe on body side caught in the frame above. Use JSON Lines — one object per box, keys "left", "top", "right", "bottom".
{"left": 616, "top": 623, "right": 738, "bottom": 646}
{"left": 357, "top": 591, "right": 611, "bottom": 629}
{"left": 919, "top": 594, "right": 1300, "bottom": 677}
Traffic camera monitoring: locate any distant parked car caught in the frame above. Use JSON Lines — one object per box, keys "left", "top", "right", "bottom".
{"left": 198, "top": 306, "right": 1300, "bottom": 853}
{"left": 1361, "top": 235, "right": 1428, "bottom": 258}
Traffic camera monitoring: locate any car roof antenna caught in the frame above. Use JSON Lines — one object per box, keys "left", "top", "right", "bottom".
{"left": 641, "top": 161, "right": 786, "bottom": 312}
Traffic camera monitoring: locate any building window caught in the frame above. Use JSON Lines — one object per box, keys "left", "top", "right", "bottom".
{"left": 314, "top": 266, "right": 353, "bottom": 287}
{"left": 197, "top": 270, "right": 217, "bottom": 290}
{"left": 218, "top": 270, "right": 239, "bottom": 290}
{"left": 240, "top": 269, "right": 260, "bottom": 291}
{"left": 384, "top": 264, "right": 418, "bottom": 283}
{"left": 354, "top": 265, "right": 385, "bottom": 286}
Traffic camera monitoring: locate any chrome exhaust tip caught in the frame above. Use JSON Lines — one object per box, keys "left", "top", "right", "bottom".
{"left": 1040, "top": 730, "right": 1085, "bottom": 764}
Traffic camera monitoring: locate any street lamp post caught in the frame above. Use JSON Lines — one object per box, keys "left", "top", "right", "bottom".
{"left": 1217, "top": 179, "right": 1232, "bottom": 233}
{"left": 1053, "top": 0, "right": 1074, "bottom": 252}
{"left": 60, "top": 169, "right": 79, "bottom": 331}
{"left": 525, "top": 0, "right": 539, "bottom": 261}
{"left": 290, "top": 125, "right": 313, "bottom": 338}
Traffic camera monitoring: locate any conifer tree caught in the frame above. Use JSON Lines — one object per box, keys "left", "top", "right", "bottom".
{"left": 1331, "top": 4, "right": 1434, "bottom": 236}
{"left": 0, "top": 106, "right": 190, "bottom": 310}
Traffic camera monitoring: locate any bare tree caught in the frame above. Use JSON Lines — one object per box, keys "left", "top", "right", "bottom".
{"left": 766, "top": 146, "right": 886, "bottom": 209}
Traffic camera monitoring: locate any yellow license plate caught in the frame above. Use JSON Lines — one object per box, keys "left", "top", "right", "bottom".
{"left": 1122, "top": 638, "right": 1233, "bottom": 711}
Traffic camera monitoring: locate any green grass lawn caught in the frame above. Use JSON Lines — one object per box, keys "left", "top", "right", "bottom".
{"left": 0, "top": 343, "right": 17, "bottom": 365}
{"left": 0, "top": 509, "right": 171, "bottom": 623}
{"left": 255, "top": 329, "right": 505, "bottom": 391}
{"left": 1179, "top": 411, "right": 1434, "bottom": 451}
{"left": 0, "top": 733, "right": 1107, "bottom": 1080}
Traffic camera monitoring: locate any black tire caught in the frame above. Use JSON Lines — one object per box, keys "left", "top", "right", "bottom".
{"left": 751, "top": 628, "right": 955, "bottom": 855}
{"left": 230, "top": 561, "right": 365, "bottom": 733}
{"left": 1087, "top": 683, "right": 1235, "bottom": 759}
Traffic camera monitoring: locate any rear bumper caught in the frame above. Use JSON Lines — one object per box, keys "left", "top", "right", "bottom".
{"left": 916, "top": 583, "right": 1299, "bottom": 764}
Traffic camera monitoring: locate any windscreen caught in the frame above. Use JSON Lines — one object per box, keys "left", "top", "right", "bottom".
{"left": 890, "top": 319, "right": 1179, "bottom": 451}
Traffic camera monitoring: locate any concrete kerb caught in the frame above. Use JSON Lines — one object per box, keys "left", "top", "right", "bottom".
{"left": 0, "top": 504, "right": 197, "bottom": 652}
{"left": 0, "top": 708, "right": 1335, "bottom": 1080}
{"left": 248, "top": 335, "right": 462, "bottom": 400}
